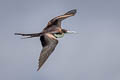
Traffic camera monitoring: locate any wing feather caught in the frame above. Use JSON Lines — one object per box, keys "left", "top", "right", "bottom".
{"left": 37, "top": 33, "right": 58, "bottom": 71}
{"left": 44, "top": 9, "right": 77, "bottom": 29}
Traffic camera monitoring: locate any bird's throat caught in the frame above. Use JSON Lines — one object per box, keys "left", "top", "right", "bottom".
{"left": 54, "top": 33, "right": 64, "bottom": 38}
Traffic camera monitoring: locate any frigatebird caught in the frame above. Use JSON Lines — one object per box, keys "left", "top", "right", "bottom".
{"left": 15, "top": 9, "right": 77, "bottom": 71}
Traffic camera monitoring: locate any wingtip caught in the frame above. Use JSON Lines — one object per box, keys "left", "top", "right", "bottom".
{"left": 72, "top": 9, "right": 77, "bottom": 12}
{"left": 37, "top": 68, "right": 40, "bottom": 71}
{"left": 37, "top": 64, "right": 41, "bottom": 71}
{"left": 37, "top": 67, "right": 41, "bottom": 71}
{"left": 65, "top": 9, "right": 77, "bottom": 15}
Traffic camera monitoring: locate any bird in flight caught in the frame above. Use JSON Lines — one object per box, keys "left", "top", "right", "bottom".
{"left": 15, "top": 9, "right": 77, "bottom": 71}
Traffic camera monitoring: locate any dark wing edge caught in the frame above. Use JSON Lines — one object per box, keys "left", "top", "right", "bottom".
{"left": 64, "top": 9, "right": 77, "bottom": 15}
{"left": 37, "top": 33, "right": 58, "bottom": 71}
{"left": 46, "top": 9, "right": 77, "bottom": 27}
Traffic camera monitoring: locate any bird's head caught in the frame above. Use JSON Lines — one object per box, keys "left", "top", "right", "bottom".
{"left": 62, "top": 29, "right": 77, "bottom": 34}
{"left": 52, "top": 29, "right": 77, "bottom": 38}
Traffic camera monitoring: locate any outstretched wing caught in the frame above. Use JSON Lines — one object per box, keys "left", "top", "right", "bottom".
{"left": 37, "top": 33, "right": 58, "bottom": 71}
{"left": 44, "top": 9, "right": 77, "bottom": 29}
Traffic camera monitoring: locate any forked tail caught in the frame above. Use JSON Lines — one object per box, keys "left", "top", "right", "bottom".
{"left": 14, "top": 32, "right": 42, "bottom": 39}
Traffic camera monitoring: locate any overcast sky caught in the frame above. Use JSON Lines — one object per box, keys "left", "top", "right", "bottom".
{"left": 0, "top": 0, "right": 120, "bottom": 80}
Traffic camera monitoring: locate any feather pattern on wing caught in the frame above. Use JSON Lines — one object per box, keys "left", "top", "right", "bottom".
{"left": 37, "top": 33, "right": 58, "bottom": 71}
{"left": 44, "top": 9, "right": 77, "bottom": 30}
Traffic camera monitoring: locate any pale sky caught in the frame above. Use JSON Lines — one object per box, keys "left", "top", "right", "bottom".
{"left": 0, "top": 0, "right": 120, "bottom": 80}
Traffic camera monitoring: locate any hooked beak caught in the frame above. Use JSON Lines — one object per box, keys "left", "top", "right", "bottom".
{"left": 66, "top": 31, "right": 78, "bottom": 34}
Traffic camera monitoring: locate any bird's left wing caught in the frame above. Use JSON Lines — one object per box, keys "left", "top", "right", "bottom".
{"left": 37, "top": 33, "right": 58, "bottom": 71}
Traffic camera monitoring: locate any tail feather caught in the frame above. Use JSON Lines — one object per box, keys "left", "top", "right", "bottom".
{"left": 14, "top": 33, "right": 42, "bottom": 38}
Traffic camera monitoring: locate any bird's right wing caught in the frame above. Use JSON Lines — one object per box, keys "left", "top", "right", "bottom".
{"left": 37, "top": 33, "right": 58, "bottom": 71}
{"left": 53, "top": 9, "right": 77, "bottom": 20}
{"left": 45, "top": 9, "right": 77, "bottom": 29}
